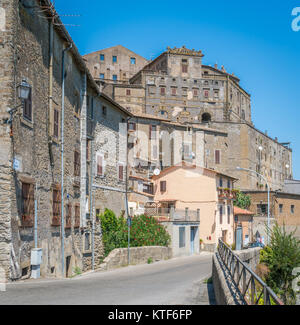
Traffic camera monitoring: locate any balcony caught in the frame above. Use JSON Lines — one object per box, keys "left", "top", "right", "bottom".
{"left": 218, "top": 187, "right": 237, "bottom": 200}
{"left": 144, "top": 204, "right": 200, "bottom": 223}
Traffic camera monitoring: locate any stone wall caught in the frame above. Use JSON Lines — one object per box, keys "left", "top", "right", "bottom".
{"left": 99, "top": 246, "right": 172, "bottom": 271}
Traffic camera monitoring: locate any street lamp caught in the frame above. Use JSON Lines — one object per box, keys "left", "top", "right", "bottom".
{"left": 236, "top": 166, "right": 270, "bottom": 245}
{"left": 17, "top": 79, "right": 31, "bottom": 100}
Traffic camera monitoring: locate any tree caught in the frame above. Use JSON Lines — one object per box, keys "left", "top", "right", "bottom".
{"left": 233, "top": 190, "right": 251, "bottom": 210}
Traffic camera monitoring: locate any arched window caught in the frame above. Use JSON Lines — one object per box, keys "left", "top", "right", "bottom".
{"left": 201, "top": 113, "right": 211, "bottom": 123}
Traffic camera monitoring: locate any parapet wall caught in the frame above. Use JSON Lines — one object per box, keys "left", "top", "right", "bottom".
{"left": 212, "top": 247, "right": 261, "bottom": 305}
{"left": 99, "top": 246, "right": 173, "bottom": 271}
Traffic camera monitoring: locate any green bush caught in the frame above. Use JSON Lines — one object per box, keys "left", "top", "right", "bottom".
{"left": 99, "top": 209, "right": 171, "bottom": 257}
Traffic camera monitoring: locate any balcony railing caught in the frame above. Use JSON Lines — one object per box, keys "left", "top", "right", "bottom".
{"left": 145, "top": 206, "right": 200, "bottom": 222}
{"left": 218, "top": 239, "right": 284, "bottom": 305}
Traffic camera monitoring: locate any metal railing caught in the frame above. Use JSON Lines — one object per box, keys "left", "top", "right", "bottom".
{"left": 218, "top": 239, "right": 284, "bottom": 305}
{"left": 145, "top": 207, "right": 200, "bottom": 222}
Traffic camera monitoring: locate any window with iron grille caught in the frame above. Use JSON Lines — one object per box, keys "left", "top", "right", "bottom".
{"left": 74, "top": 150, "right": 80, "bottom": 176}
{"left": 21, "top": 182, "right": 34, "bottom": 227}
{"left": 23, "top": 88, "right": 32, "bottom": 121}
{"left": 52, "top": 188, "right": 61, "bottom": 226}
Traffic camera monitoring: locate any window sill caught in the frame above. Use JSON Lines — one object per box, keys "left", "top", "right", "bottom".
{"left": 20, "top": 116, "right": 34, "bottom": 129}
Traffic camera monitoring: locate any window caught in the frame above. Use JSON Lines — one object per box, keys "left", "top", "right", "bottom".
{"left": 160, "top": 181, "right": 166, "bottom": 192}
{"left": 53, "top": 109, "right": 59, "bottom": 138}
{"left": 204, "top": 89, "right": 209, "bottom": 98}
{"left": 21, "top": 182, "right": 34, "bottom": 227}
{"left": 171, "top": 87, "right": 177, "bottom": 96}
{"left": 219, "top": 205, "right": 223, "bottom": 224}
{"left": 65, "top": 204, "right": 72, "bottom": 229}
{"left": 52, "top": 187, "right": 61, "bottom": 226}
{"left": 215, "top": 150, "right": 221, "bottom": 164}
{"left": 102, "top": 106, "right": 107, "bottom": 117}
{"left": 97, "top": 155, "right": 104, "bottom": 176}
{"left": 149, "top": 125, "right": 157, "bottom": 139}
{"left": 118, "top": 163, "right": 124, "bottom": 182}
{"left": 143, "top": 183, "right": 154, "bottom": 195}
{"left": 279, "top": 204, "right": 283, "bottom": 213}
{"left": 85, "top": 232, "right": 91, "bottom": 251}
{"left": 179, "top": 227, "right": 185, "bottom": 248}
{"left": 227, "top": 179, "right": 231, "bottom": 189}
{"left": 112, "top": 55, "right": 117, "bottom": 63}
{"left": 130, "top": 57, "right": 136, "bottom": 65}
{"left": 112, "top": 75, "right": 117, "bottom": 82}
{"left": 219, "top": 177, "right": 223, "bottom": 187}
{"left": 23, "top": 88, "right": 32, "bottom": 121}
{"left": 291, "top": 205, "right": 295, "bottom": 214}
{"left": 227, "top": 206, "right": 231, "bottom": 224}
{"left": 100, "top": 54, "right": 105, "bottom": 61}
{"left": 193, "top": 89, "right": 198, "bottom": 98}
{"left": 181, "top": 59, "right": 188, "bottom": 73}
{"left": 100, "top": 73, "right": 104, "bottom": 79}
{"left": 74, "top": 204, "right": 80, "bottom": 228}
{"left": 74, "top": 150, "right": 80, "bottom": 177}
{"left": 128, "top": 122, "right": 136, "bottom": 131}
{"left": 160, "top": 87, "right": 166, "bottom": 96}
{"left": 182, "top": 87, "right": 188, "bottom": 97}
{"left": 214, "top": 90, "right": 219, "bottom": 98}
{"left": 126, "top": 89, "right": 131, "bottom": 96}
{"left": 257, "top": 204, "right": 267, "bottom": 215}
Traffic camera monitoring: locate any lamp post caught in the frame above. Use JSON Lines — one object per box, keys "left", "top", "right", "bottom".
{"left": 236, "top": 166, "right": 270, "bottom": 245}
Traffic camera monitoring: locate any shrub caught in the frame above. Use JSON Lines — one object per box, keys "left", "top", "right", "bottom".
{"left": 99, "top": 210, "right": 171, "bottom": 257}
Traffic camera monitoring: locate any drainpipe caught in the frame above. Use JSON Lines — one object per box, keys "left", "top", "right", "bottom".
{"left": 61, "top": 42, "right": 72, "bottom": 277}
{"left": 90, "top": 138, "right": 94, "bottom": 270}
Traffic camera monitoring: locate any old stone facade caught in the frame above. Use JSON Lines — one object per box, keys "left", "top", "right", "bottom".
{"left": 0, "top": 0, "right": 132, "bottom": 280}
{"left": 85, "top": 46, "right": 293, "bottom": 192}
{"left": 83, "top": 45, "right": 148, "bottom": 84}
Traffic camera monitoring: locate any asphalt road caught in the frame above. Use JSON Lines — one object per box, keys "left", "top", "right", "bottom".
{"left": 0, "top": 253, "right": 213, "bottom": 305}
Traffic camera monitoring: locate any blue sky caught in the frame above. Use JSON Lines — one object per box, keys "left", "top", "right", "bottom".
{"left": 55, "top": 0, "right": 300, "bottom": 179}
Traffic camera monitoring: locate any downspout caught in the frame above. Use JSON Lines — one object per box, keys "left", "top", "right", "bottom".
{"left": 90, "top": 138, "right": 94, "bottom": 270}
{"left": 61, "top": 42, "right": 72, "bottom": 277}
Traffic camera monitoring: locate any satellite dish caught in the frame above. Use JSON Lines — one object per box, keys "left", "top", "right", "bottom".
{"left": 153, "top": 168, "right": 161, "bottom": 176}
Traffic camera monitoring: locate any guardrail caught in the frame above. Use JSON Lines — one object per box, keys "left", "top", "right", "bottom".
{"left": 218, "top": 239, "right": 284, "bottom": 305}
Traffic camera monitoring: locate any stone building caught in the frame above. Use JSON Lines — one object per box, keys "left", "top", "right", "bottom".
{"left": 0, "top": 0, "right": 131, "bottom": 280}
{"left": 245, "top": 190, "right": 300, "bottom": 239}
{"left": 85, "top": 45, "right": 293, "bottom": 192}
{"left": 83, "top": 45, "right": 148, "bottom": 84}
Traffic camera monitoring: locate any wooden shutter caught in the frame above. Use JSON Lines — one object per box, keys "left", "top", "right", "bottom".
{"left": 22, "top": 182, "right": 34, "bottom": 227}
{"left": 74, "top": 204, "right": 80, "bottom": 228}
{"left": 160, "top": 181, "right": 166, "bottom": 192}
{"left": 52, "top": 188, "right": 61, "bottom": 226}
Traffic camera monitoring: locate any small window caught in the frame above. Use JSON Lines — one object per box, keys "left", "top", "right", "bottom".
{"left": 118, "top": 163, "right": 124, "bottom": 182}
{"left": 279, "top": 204, "right": 283, "bottom": 213}
{"left": 182, "top": 65, "right": 188, "bottom": 73}
{"left": 160, "top": 181, "right": 166, "bottom": 192}
{"left": 179, "top": 227, "right": 185, "bottom": 248}
{"left": 100, "top": 73, "right": 104, "bottom": 79}
{"left": 126, "top": 89, "right": 131, "bottom": 96}
{"left": 204, "top": 89, "right": 209, "bottom": 98}
{"left": 112, "top": 56, "right": 117, "bottom": 63}
{"left": 193, "top": 89, "right": 198, "bottom": 97}
{"left": 100, "top": 54, "right": 105, "bottom": 61}
{"left": 171, "top": 87, "right": 177, "bottom": 96}
{"left": 74, "top": 150, "right": 80, "bottom": 177}
{"left": 291, "top": 205, "right": 295, "bottom": 214}
{"left": 215, "top": 150, "right": 221, "bottom": 164}
{"left": 102, "top": 106, "right": 107, "bottom": 117}
{"left": 97, "top": 155, "right": 104, "bottom": 176}
{"left": 128, "top": 122, "right": 136, "bottom": 131}
{"left": 130, "top": 57, "right": 136, "bottom": 65}
{"left": 219, "top": 177, "right": 223, "bottom": 188}
{"left": 160, "top": 87, "right": 166, "bottom": 96}
{"left": 112, "top": 75, "right": 117, "bottom": 82}
{"left": 85, "top": 232, "right": 91, "bottom": 251}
